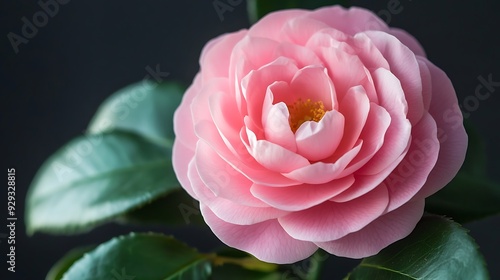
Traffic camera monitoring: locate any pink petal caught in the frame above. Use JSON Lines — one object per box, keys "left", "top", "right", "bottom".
{"left": 320, "top": 47, "right": 370, "bottom": 102}
{"left": 279, "top": 185, "right": 389, "bottom": 242}
{"left": 191, "top": 149, "right": 286, "bottom": 225}
{"left": 195, "top": 137, "right": 268, "bottom": 208}
{"left": 307, "top": 6, "right": 389, "bottom": 35}
{"left": 333, "top": 86, "right": 370, "bottom": 159}
{"left": 358, "top": 68, "right": 411, "bottom": 175}
{"left": 283, "top": 141, "right": 363, "bottom": 184}
{"left": 241, "top": 57, "right": 299, "bottom": 128}
{"left": 384, "top": 113, "right": 439, "bottom": 211}
{"left": 331, "top": 144, "right": 408, "bottom": 203}
{"left": 413, "top": 60, "right": 468, "bottom": 199}
{"left": 251, "top": 175, "right": 354, "bottom": 211}
{"left": 316, "top": 200, "right": 424, "bottom": 258}
{"left": 261, "top": 84, "right": 297, "bottom": 152}
{"left": 365, "top": 30, "right": 425, "bottom": 125}
{"left": 274, "top": 42, "right": 324, "bottom": 69}
{"left": 340, "top": 103, "right": 391, "bottom": 176}
{"left": 195, "top": 119, "right": 298, "bottom": 187}
{"left": 248, "top": 9, "right": 308, "bottom": 40}
{"left": 191, "top": 77, "right": 229, "bottom": 127}
{"left": 209, "top": 92, "right": 244, "bottom": 156}
{"left": 295, "top": 110, "right": 345, "bottom": 161}
{"left": 200, "top": 30, "right": 247, "bottom": 82}
{"left": 172, "top": 141, "right": 197, "bottom": 199}
{"left": 245, "top": 128, "right": 310, "bottom": 173}
{"left": 174, "top": 73, "right": 202, "bottom": 148}
{"left": 201, "top": 205, "right": 317, "bottom": 264}
{"left": 350, "top": 32, "right": 390, "bottom": 70}
{"left": 282, "top": 16, "right": 331, "bottom": 45}
{"left": 417, "top": 57, "right": 432, "bottom": 111}
{"left": 290, "top": 66, "right": 336, "bottom": 110}
{"left": 389, "top": 28, "right": 426, "bottom": 57}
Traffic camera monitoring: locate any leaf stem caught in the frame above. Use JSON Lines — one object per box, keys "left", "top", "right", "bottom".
{"left": 206, "top": 254, "right": 278, "bottom": 272}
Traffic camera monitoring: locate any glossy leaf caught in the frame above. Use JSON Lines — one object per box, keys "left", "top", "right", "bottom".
{"left": 26, "top": 131, "right": 178, "bottom": 234}
{"left": 247, "top": 0, "right": 349, "bottom": 23}
{"left": 62, "top": 233, "right": 211, "bottom": 280}
{"left": 46, "top": 246, "right": 96, "bottom": 280}
{"left": 346, "top": 215, "right": 489, "bottom": 280}
{"left": 87, "top": 81, "right": 184, "bottom": 147}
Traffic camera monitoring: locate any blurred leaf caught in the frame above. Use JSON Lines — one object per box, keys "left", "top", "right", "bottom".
{"left": 87, "top": 81, "right": 184, "bottom": 147}
{"left": 247, "top": 0, "right": 349, "bottom": 23}
{"left": 425, "top": 122, "right": 500, "bottom": 223}
{"left": 117, "top": 189, "right": 206, "bottom": 227}
{"left": 46, "top": 246, "right": 95, "bottom": 280}
{"left": 62, "top": 233, "right": 212, "bottom": 280}
{"left": 425, "top": 174, "right": 500, "bottom": 223}
{"left": 346, "top": 215, "right": 489, "bottom": 280}
{"left": 26, "top": 131, "right": 178, "bottom": 234}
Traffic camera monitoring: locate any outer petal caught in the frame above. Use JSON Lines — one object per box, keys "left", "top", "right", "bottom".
{"left": 191, "top": 147, "right": 287, "bottom": 225}
{"left": 384, "top": 112, "right": 439, "bottom": 211}
{"left": 248, "top": 9, "right": 308, "bottom": 40}
{"left": 365, "top": 30, "right": 425, "bottom": 125}
{"left": 389, "top": 28, "right": 426, "bottom": 57}
{"left": 195, "top": 135, "right": 268, "bottom": 208}
{"left": 358, "top": 68, "right": 411, "bottom": 175}
{"left": 251, "top": 175, "right": 354, "bottom": 211}
{"left": 279, "top": 186, "right": 389, "bottom": 242}
{"left": 414, "top": 60, "right": 468, "bottom": 199}
{"left": 201, "top": 205, "right": 318, "bottom": 264}
{"left": 316, "top": 200, "right": 425, "bottom": 258}
{"left": 307, "top": 6, "right": 389, "bottom": 35}
{"left": 174, "top": 73, "right": 202, "bottom": 149}
{"left": 200, "top": 30, "right": 247, "bottom": 82}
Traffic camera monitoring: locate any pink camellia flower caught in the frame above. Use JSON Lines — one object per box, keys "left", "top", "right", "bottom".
{"left": 173, "top": 6, "right": 467, "bottom": 264}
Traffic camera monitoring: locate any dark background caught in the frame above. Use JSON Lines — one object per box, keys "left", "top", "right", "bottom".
{"left": 1, "top": 1, "right": 500, "bottom": 279}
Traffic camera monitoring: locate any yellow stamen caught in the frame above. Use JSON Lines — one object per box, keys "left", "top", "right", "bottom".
{"left": 287, "top": 98, "right": 326, "bottom": 133}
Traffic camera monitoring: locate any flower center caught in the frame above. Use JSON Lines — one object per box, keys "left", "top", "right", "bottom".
{"left": 287, "top": 98, "right": 326, "bottom": 133}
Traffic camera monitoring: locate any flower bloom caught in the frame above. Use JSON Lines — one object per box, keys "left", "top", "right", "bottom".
{"left": 173, "top": 6, "right": 467, "bottom": 263}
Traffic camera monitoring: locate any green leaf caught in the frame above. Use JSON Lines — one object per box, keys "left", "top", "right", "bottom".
{"left": 346, "top": 215, "right": 489, "bottom": 280}
{"left": 425, "top": 174, "right": 500, "bottom": 223}
{"left": 247, "top": 0, "right": 349, "bottom": 23}
{"left": 26, "top": 131, "right": 179, "bottom": 235}
{"left": 87, "top": 81, "right": 184, "bottom": 147}
{"left": 46, "top": 246, "right": 96, "bottom": 280}
{"left": 61, "top": 233, "right": 212, "bottom": 280}
{"left": 117, "top": 189, "right": 206, "bottom": 227}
